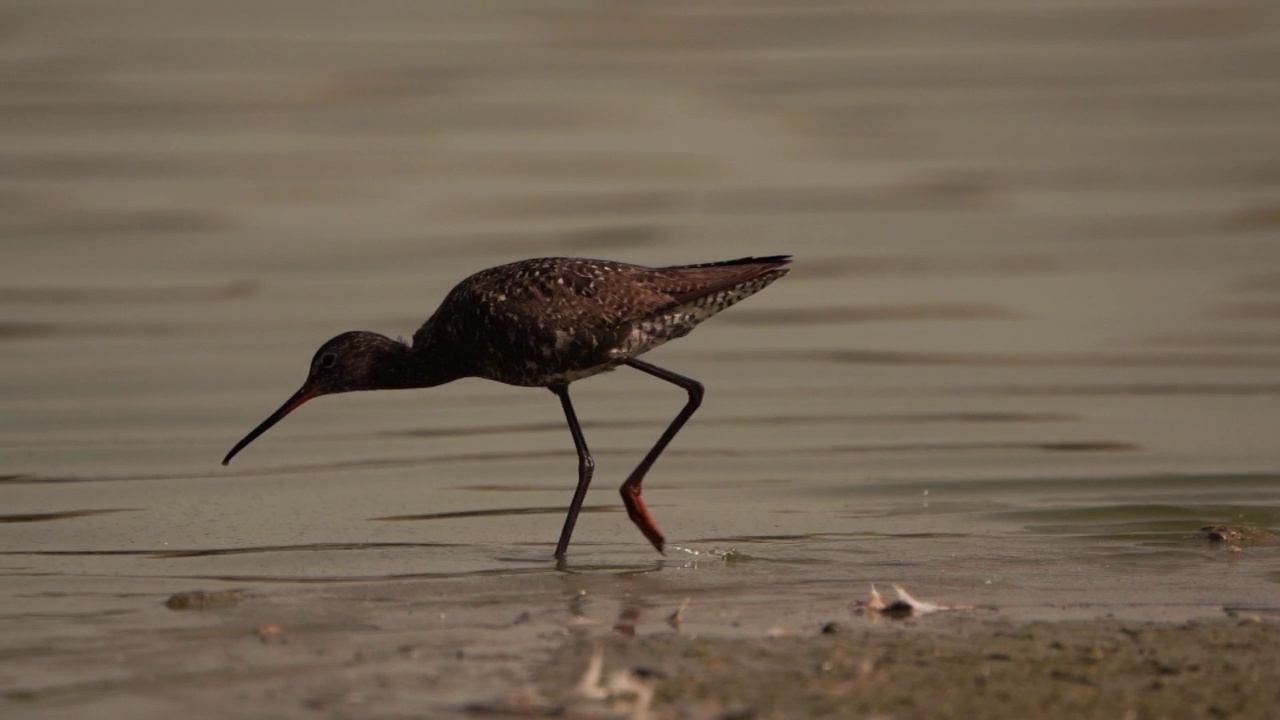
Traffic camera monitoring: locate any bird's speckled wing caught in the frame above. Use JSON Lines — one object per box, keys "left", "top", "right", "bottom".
{"left": 415, "top": 256, "right": 790, "bottom": 386}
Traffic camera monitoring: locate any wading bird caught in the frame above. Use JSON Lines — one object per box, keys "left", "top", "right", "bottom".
{"left": 222, "top": 255, "right": 791, "bottom": 558}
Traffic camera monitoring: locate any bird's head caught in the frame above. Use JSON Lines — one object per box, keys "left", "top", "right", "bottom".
{"left": 221, "top": 331, "right": 403, "bottom": 465}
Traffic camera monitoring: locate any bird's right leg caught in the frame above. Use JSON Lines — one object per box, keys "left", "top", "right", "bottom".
{"left": 618, "top": 358, "right": 705, "bottom": 554}
{"left": 551, "top": 383, "right": 594, "bottom": 560}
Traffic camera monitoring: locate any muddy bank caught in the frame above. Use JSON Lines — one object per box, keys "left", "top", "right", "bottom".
{"left": 519, "top": 616, "right": 1280, "bottom": 720}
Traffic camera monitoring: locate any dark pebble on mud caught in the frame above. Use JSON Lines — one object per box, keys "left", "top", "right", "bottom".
{"left": 164, "top": 590, "right": 242, "bottom": 610}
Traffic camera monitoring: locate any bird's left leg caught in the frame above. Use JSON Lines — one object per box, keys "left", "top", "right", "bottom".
{"left": 551, "top": 383, "right": 594, "bottom": 560}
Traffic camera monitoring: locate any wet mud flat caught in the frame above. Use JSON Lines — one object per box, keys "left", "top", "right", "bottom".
{"left": 523, "top": 617, "right": 1280, "bottom": 720}
{"left": 9, "top": 581, "right": 1277, "bottom": 720}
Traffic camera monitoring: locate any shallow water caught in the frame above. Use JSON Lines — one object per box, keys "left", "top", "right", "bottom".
{"left": 2, "top": 1, "right": 1279, "bottom": 717}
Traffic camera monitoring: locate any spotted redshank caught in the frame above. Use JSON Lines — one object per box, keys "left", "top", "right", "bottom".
{"left": 222, "top": 255, "right": 792, "bottom": 558}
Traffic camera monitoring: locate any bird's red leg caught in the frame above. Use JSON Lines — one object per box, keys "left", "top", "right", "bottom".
{"left": 619, "top": 358, "right": 705, "bottom": 555}
{"left": 621, "top": 483, "right": 666, "bottom": 552}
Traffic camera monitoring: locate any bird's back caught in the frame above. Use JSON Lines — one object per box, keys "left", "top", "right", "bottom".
{"left": 415, "top": 256, "right": 790, "bottom": 386}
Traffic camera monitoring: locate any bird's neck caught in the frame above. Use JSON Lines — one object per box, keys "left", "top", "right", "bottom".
{"left": 367, "top": 337, "right": 464, "bottom": 390}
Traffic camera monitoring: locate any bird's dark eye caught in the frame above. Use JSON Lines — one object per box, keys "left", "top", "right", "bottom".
{"left": 320, "top": 353, "right": 337, "bottom": 369}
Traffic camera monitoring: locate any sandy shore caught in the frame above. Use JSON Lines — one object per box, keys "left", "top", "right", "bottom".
{"left": 11, "top": 589, "right": 1276, "bottom": 720}
{"left": 524, "top": 614, "right": 1274, "bottom": 712}
{"left": 523, "top": 616, "right": 1280, "bottom": 720}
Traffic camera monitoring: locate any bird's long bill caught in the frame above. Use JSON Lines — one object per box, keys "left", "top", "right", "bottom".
{"left": 221, "top": 385, "right": 319, "bottom": 465}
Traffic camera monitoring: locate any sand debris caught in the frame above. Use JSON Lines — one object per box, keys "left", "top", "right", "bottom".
{"left": 571, "top": 644, "right": 659, "bottom": 719}
{"left": 256, "top": 622, "right": 285, "bottom": 642}
{"left": 666, "top": 598, "right": 690, "bottom": 629}
{"left": 854, "top": 584, "right": 973, "bottom": 619}
{"left": 467, "top": 644, "right": 663, "bottom": 719}
{"left": 825, "top": 655, "right": 879, "bottom": 697}
{"left": 1197, "top": 525, "right": 1280, "bottom": 548}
